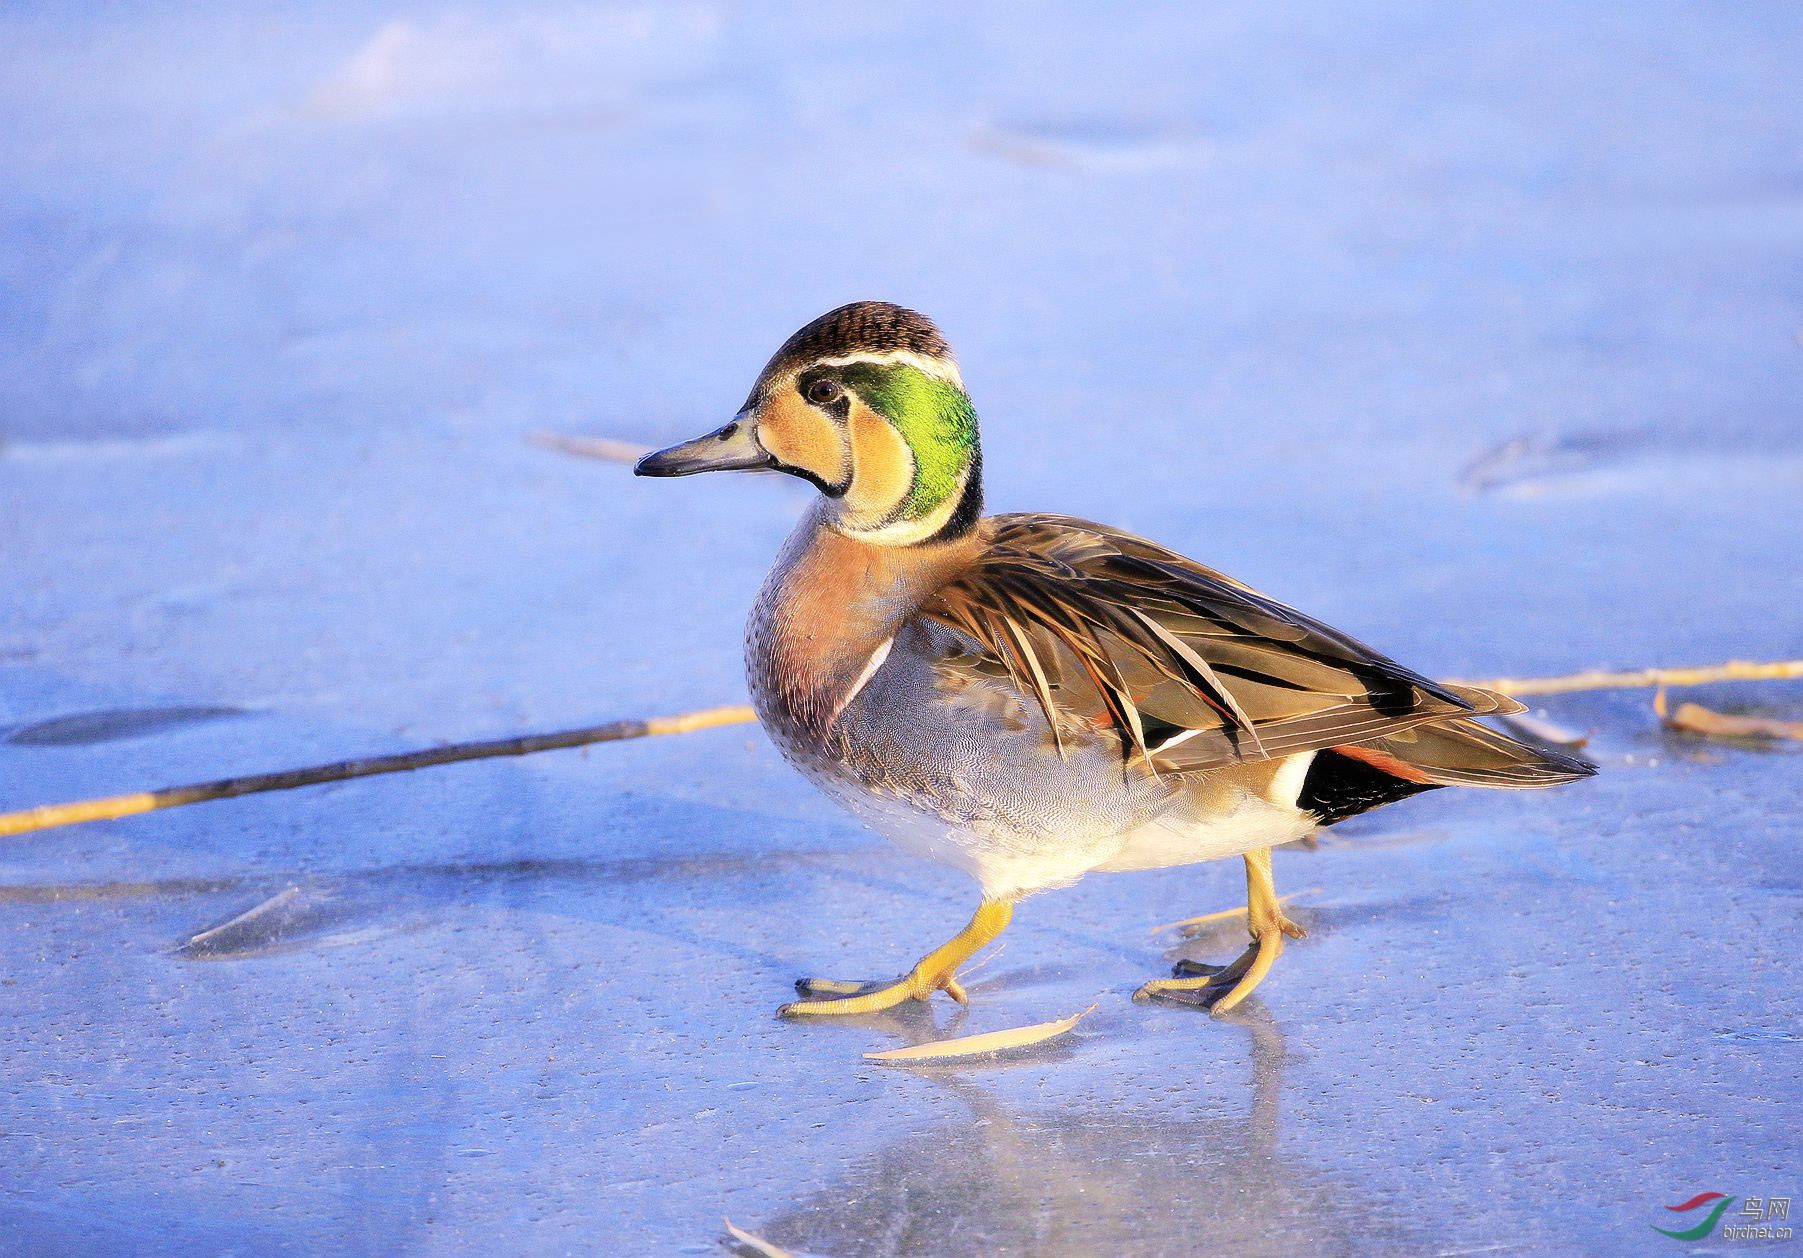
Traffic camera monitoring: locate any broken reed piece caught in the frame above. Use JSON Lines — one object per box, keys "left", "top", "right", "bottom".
{"left": 526, "top": 431, "right": 653, "bottom": 463}
{"left": 0, "top": 705, "right": 755, "bottom": 838}
{"left": 1654, "top": 689, "right": 1803, "bottom": 742}
{"left": 1665, "top": 704, "right": 1803, "bottom": 741}
{"left": 722, "top": 1219, "right": 797, "bottom": 1258}
{"left": 1450, "top": 658, "right": 1803, "bottom": 697}
{"left": 863, "top": 1004, "right": 1098, "bottom": 1064}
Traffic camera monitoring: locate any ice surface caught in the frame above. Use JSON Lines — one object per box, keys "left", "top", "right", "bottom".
{"left": 2, "top": 4, "right": 1800, "bottom": 1254}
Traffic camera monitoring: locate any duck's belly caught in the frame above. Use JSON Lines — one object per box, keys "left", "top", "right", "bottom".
{"left": 788, "top": 658, "right": 1321, "bottom": 896}
{"left": 1095, "top": 750, "right": 1318, "bottom": 872}
{"left": 770, "top": 634, "right": 1177, "bottom": 900}
{"left": 801, "top": 749, "right": 1316, "bottom": 897}
{"left": 1094, "top": 795, "right": 1316, "bottom": 873}
{"left": 805, "top": 767, "right": 1123, "bottom": 901}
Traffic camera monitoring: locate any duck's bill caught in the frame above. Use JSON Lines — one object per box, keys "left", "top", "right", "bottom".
{"left": 633, "top": 419, "right": 774, "bottom": 477}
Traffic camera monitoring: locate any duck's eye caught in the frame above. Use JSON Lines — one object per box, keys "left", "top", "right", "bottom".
{"left": 804, "top": 378, "right": 842, "bottom": 406}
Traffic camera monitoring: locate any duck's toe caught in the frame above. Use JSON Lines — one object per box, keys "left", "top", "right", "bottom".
{"left": 778, "top": 970, "right": 936, "bottom": 1018}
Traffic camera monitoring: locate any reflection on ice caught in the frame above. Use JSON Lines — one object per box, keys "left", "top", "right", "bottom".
{"left": 5, "top": 705, "right": 247, "bottom": 747}
{"left": 177, "top": 884, "right": 362, "bottom": 959}
{"left": 744, "top": 1012, "right": 1420, "bottom": 1258}
{"left": 167, "top": 853, "right": 814, "bottom": 959}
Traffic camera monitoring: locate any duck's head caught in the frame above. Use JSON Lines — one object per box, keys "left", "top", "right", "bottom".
{"left": 635, "top": 301, "right": 982, "bottom": 545}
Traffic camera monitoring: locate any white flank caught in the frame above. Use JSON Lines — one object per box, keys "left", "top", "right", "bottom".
{"left": 1267, "top": 751, "right": 1316, "bottom": 809}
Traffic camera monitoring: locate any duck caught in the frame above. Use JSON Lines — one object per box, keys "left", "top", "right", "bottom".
{"left": 635, "top": 301, "right": 1595, "bottom": 1017}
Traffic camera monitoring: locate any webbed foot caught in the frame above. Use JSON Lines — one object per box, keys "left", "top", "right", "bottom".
{"left": 1133, "top": 849, "right": 1304, "bottom": 1015}
{"left": 777, "top": 899, "right": 1010, "bottom": 1018}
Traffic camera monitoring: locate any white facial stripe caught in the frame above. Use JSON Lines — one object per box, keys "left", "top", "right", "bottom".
{"left": 811, "top": 349, "right": 964, "bottom": 389}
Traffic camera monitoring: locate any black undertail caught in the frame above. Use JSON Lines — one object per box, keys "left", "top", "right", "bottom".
{"left": 1298, "top": 748, "right": 1441, "bottom": 825}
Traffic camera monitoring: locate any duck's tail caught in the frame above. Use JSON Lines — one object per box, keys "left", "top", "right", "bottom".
{"left": 1295, "top": 692, "right": 1596, "bottom": 825}
{"left": 1339, "top": 714, "right": 1598, "bottom": 789}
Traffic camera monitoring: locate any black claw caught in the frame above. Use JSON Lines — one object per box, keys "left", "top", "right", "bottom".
{"left": 1140, "top": 985, "right": 1211, "bottom": 1010}
{"left": 1171, "top": 959, "right": 1229, "bottom": 978}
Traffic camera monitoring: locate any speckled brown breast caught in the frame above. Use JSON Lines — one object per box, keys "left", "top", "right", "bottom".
{"left": 745, "top": 502, "right": 980, "bottom": 777}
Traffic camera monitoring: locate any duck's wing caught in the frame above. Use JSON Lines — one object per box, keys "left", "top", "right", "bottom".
{"left": 917, "top": 512, "right": 1527, "bottom": 775}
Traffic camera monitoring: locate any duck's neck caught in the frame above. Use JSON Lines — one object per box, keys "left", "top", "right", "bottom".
{"left": 748, "top": 501, "right": 983, "bottom": 741}
{"left": 825, "top": 446, "right": 984, "bottom": 546}
{"left": 824, "top": 360, "right": 985, "bottom": 546}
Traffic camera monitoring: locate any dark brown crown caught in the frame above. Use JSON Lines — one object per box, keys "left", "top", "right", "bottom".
{"left": 766, "top": 302, "right": 952, "bottom": 375}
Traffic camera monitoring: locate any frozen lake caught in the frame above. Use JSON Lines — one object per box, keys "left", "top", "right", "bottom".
{"left": 3, "top": 4, "right": 1800, "bottom": 1254}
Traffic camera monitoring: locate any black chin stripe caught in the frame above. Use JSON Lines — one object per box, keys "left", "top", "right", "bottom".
{"left": 778, "top": 462, "right": 849, "bottom": 497}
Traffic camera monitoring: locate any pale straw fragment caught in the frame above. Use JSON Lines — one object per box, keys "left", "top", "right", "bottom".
{"left": 863, "top": 1004, "right": 1097, "bottom": 1063}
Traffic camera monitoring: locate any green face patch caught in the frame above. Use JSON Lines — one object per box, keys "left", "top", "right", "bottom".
{"left": 840, "top": 361, "right": 979, "bottom": 519}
